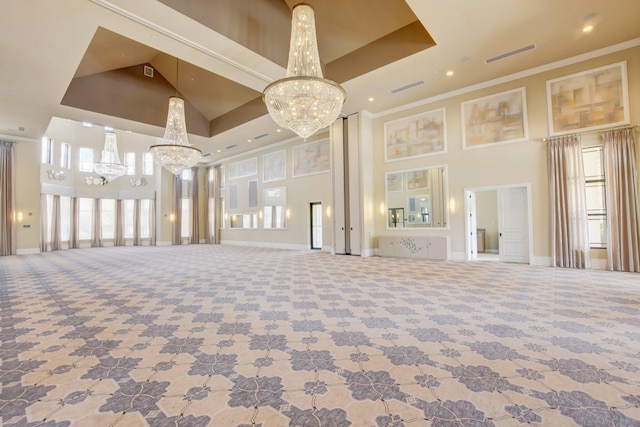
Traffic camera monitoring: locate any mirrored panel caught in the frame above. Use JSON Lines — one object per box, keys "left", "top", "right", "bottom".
{"left": 263, "top": 187, "right": 286, "bottom": 229}
{"left": 229, "top": 213, "right": 258, "bottom": 229}
{"left": 386, "top": 166, "right": 448, "bottom": 229}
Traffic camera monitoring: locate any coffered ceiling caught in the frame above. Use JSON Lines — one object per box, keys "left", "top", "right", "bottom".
{"left": 0, "top": 0, "right": 639, "bottom": 162}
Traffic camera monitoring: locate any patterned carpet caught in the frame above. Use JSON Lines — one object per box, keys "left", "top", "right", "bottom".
{"left": 1, "top": 245, "right": 639, "bottom": 426}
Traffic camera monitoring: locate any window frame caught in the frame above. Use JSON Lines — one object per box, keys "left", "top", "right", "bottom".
{"left": 583, "top": 145, "right": 607, "bottom": 249}
{"left": 78, "top": 147, "right": 94, "bottom": 172}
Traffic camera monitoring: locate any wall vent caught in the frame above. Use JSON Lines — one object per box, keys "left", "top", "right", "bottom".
{"left": 253, "top": 133, "right": 269, "bottom": 140}
{"left": 143, "top": 65, "right": 154, "bottom": 77}
{"left": 226, "top": 144, "right": 237, "bottom": 149}
{"left": 485, "top": 44, "right": 536, "bottom": 64}
{"left": 390, "top": 80, "right": 424, "bottom": 94}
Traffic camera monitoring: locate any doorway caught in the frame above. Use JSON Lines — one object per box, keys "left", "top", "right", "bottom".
{"left": 310, "top": 202, "right": 322, "bottom": 250}
{"left": 464, "top": 185, "right": 532, "bottom": 264}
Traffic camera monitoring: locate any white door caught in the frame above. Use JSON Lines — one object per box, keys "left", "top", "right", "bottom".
{"left": 498, "top": 187, "right": 529, "bottom": 263}
{"left": 466, "top": 191, "right": 478, "bottom": 260}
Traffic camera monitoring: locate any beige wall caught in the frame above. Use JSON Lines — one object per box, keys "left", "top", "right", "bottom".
{"left": 371, "top": 45, "right": 640, "bottom": 262}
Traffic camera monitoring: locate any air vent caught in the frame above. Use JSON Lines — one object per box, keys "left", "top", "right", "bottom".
{"left": 390, "top": 80, "right": 424, "bottom": 94}
{"left": 253, "top": 133, "right": 269, "bottom": 140}
{"left": 485, "top": 44, "right": 536, "bottom": 64}
{"left": 226, "top": 144, "right": 237, "bottom": 150}
{"left": 143, "top": 65, "right": 154, "bottom": 77}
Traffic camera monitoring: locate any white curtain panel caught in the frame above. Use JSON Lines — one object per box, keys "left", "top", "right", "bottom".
{"left": 603, "top": 128, "right": 640, "bottom": 272}
{"left": 51, "top": 195, "right": 61, "bottom": 251}
{"left": 190, "top": 167, "right": 199, "bottom": 244}
{"left": 91, "top": 198, "right": 102, "bottom": 247}
{"left": 173, "top": 174, "right": 182, "bottom": 245}
{"left": 547, "top": 135, "right": 591, "bottom": 268}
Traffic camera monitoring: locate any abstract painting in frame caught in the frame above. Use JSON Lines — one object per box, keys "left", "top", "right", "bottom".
{"left": 263, "top": 150, "right": 286, "bottom": 183}
{"left": 461, "top": 87, "right": 528, "bottom": 150}
{"left": 384, "top": 108, "right": 446, "bottom": 162}
{"left": 386, "top": 172, "right": 403, "bottom": 193}
{"left": 546, "top": 61, "right": 629, "bottom": 136}
{"left": 229, "top": 157, "right": 257, "bottom": 180}
{"left": 405, "top": 169, "right": 429, "bottom": 191}
{"left": 293, "top": 139, "right": 330, "bottom": 177}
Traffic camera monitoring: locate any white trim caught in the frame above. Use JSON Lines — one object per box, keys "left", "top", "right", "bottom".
{"left": 156, "top": 240, "right": 172, "bottom": 246}
{"left": 450, "top": 251, "right": 466, "bottom": 261}
{"left": 590, "top": 258, "right": 608, "bottom": 270}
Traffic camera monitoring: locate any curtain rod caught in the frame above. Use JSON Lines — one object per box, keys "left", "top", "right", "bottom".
{"left": 541, "top": 124, "right": 639, "bottom": 142}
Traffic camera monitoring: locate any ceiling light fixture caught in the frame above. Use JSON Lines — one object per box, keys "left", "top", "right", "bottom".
{"left": 582, "top": 25, "right": 593, "bottom": 33}
{"left": 262, "top": 4, "right": 345, "bottom": 139}
{"left": 149, "top": 59, "right": 201, "bottom": 175}
{"left": 93, "top": 131, "right": 126, "bottom": 182}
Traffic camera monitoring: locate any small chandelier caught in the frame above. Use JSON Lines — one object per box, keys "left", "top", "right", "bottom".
{"left": 263, "top": 4, "right": 345, "bottom": 139}
{"left": 150, "top": 60, "right": 201, "bottom": 175}
{"left": 93, "top": 131, "right": 126, "bottom": 182}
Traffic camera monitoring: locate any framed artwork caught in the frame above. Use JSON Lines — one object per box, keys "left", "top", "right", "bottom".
{"left": 293, "top": 139, "right": 330, "bottom": 177}
{"left": 229, "top": 157, "right": 257, "bottom": 180}
{"left": 546, "top": 61, "right": 629, "bottom": 136}
{"left": 384, "top": 108, "right": 446, "bottom": 162}
{"left": 263, "top": 150, "right": 286, "bottom": 183}
{"left": 386, "top": 172, "right": 403, "bottom": 193}
{"left": 461, "top": 87, "right": 528, "bottom": 149}
{"left": 405, "top": 170, "right": 429, "bottom": 191}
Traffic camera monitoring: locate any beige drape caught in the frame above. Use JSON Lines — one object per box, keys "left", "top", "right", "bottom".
{"left": 51, "top": 195, "right": 61, "bottom": 251}
{"left": 0, "top": 140, "right": 15, "bottom": 255}
{"left": 149, "top": 198, "right": 156, "bottom": 246}
{"left": 190, "top": 167, "right": 199, "bottom": 244}
{"left": 133, "top": 199, "right": 141, "bottom": 246}
{"left": 603, "top": 128, "right": 640, "bottom": 272}
{"left": 40, "top": 193, "right": 48, "bottom": 252}
{"left": 548, "top": 135, "right": 591, "bottom": 268}
{"left": 115, "top": 199, "right": 125, "bottom": 246}
{"left": 173, "top": 174, "right": 182, "bottom": 245}
{"left": 91, "top": 198, "right": 102, "bottom": 247}
{"left": 71, "top": 197, "right": 80, "bottom": 248}
{"left": 204, "top": 166, "right": 215, "bottom": 244}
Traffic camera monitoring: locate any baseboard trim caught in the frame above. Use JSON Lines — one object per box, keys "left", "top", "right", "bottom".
{"left": 16, "top": 248, "right": 40, "bottom": 255}
{"left": 220, "top": 240, "right": 308, "bottom": 251}
{"left": 156, "top": 240, "right": 172, "bottom": 246}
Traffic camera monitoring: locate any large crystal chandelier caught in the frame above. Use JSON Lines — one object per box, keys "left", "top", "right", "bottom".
{"left": 150, "top": 60, "right": 201, "bottom": 175}
{"left": 263, "top": 4, "right": 345, "bottom": 139}
{"left": 93, "top": 131, "right": 126, "bottom": 182}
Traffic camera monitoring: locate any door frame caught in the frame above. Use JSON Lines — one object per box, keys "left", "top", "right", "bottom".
{"left": 310, "top": 202, "right": 322, "bottom": 250}
{"left": 464, "top": 183, "right": 534, "bottom": 264}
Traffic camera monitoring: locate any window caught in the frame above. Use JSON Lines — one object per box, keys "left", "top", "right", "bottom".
{"left": 248, "top": 180, "right": 258, "bottom": 208}
{"left": 140, "top": 199, "right": 152, "bottom": 238}
{"left": 583, "top": 146, "right": 606, "bottom": 248}
{"left": 79, "top": 148, "right": 93, "bottom": 172}
{"left": 41, "top": 137, "right": 53, "bottom": 164}
{"left": 60, "top": 143, "right": 70, "bottom": 169}
{"left": 60, "top": 196, "right": 71, "bottom": 241}
{"left": 181, "top": 168, "right": 192, "bottom": 181}
{"left": 124, "top": 152, "right": 135, "bottom": 175}
{"left": 101, "top": 199, "right": 116, "bottom": 239}
{"left": 181, "top": 198, "right": 191, "bottom": 238}
{"left": 142, "top": 152, "right": 154, "bottom": 175}
{"left": 123, "top": 200, "right": 135, "bottom": 239}
{"left": 78, "top": 198, "right": 93, "bottom": 240}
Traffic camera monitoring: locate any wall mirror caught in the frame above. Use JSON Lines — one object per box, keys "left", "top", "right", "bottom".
{"left": 385, "top": 166, "right": 449, "bottom": 229}
{"left": 263, "top": 187, "right": 286, "bottom": 229}
{"left": 230, "top": 213, "right": 258, "bottom": 229}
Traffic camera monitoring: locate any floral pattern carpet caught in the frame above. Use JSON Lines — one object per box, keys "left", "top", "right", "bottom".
{"left": 1, "top": 245, "right": 639, "bottom": 426}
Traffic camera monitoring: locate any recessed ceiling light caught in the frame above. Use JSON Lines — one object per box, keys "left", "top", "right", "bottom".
{"left": 446, "top": 71, "right": 454, "bottom": 77}
{"left": 583, "top": 25, "right": 593, "bottom": 33}
{"left": 82, "top": 121, "right": 92, "bottom": 127}
{"left": 368, "top": 97, "right": 374, "bottom": 102}
{"left": 247, "top": 139, "right": 252, "bottom": 143}
{"left": 217, "top": 149, "right": 221, "bottom": 153}
{"left": 276, "top": 129, "right": 281, "bottom": 132}
{"left": 104, "top": 126, "right": 113, "bottom": 131}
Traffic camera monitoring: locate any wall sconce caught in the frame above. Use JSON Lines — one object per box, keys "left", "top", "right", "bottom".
{"left": 86, "top": 176, "right": 107, "bottom": 186}
{"left": 16, "top": 211, "right": 23, "bottom": 222}
{"left": 129, "top": 177, "right": 148, "bottom": 187}
{"left": 286, "top": 209, "right": 291, "bottom": 219}
{"left": 326, "top": 206, "right": 331, "bottom": 218}
{"left": 47, "top": 170, "right": 66, "bottom": 181}
{"left": 449, "top": 197, "right": 456, "bottom": 213}
{"left": 379, "top": 202, "right": 386, "bottom": 216}
{"left": 259, "top": 210, "right": 263, "bottom": 219}
{"left": 169, "top": 213, "right": 175, "bottom": 222}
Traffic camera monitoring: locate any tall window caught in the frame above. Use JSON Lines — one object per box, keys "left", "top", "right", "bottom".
{"left": 60, "top": 143, "right": 70, "bottom": 169}
{"left": 101, "top": 199, "right": 116, "bottom": 239}
{"left": 79, "top": 148, "right": 93, "bottom": 172}
{"left": 124, "top": 152, "right": 135, "bottom": 175}
{"left": 78, "top": 198, "right": 93, "bottom": 240}
{"left": 123, "top": 200, "right": 135, "bottom": 239}
{"left": 181, "top": 168, "right": 192, "bottom": 181}
{"left": 181, "top": 199, "right": 191, "bottom": 238}
{"left": 142, "top": 152, "right": 154, "bottom": 175}
{"left": 140, "top": 199, "right": 152, "bottom": 238}
{"left": 583, "top": 146, "right": 606, "bottom": 248}
{"left": 41, "top": 137, "right": 53, "bottom": 164}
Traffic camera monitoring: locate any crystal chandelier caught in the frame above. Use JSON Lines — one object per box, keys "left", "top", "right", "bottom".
{"left": 93, "top": 131, "right": 126, "bottom": 182}
{"left": 263, "top": 4, "right": 345, "bottom": 139}
{"left": 150, "top": 60, "right": 201, "bottom": 175}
